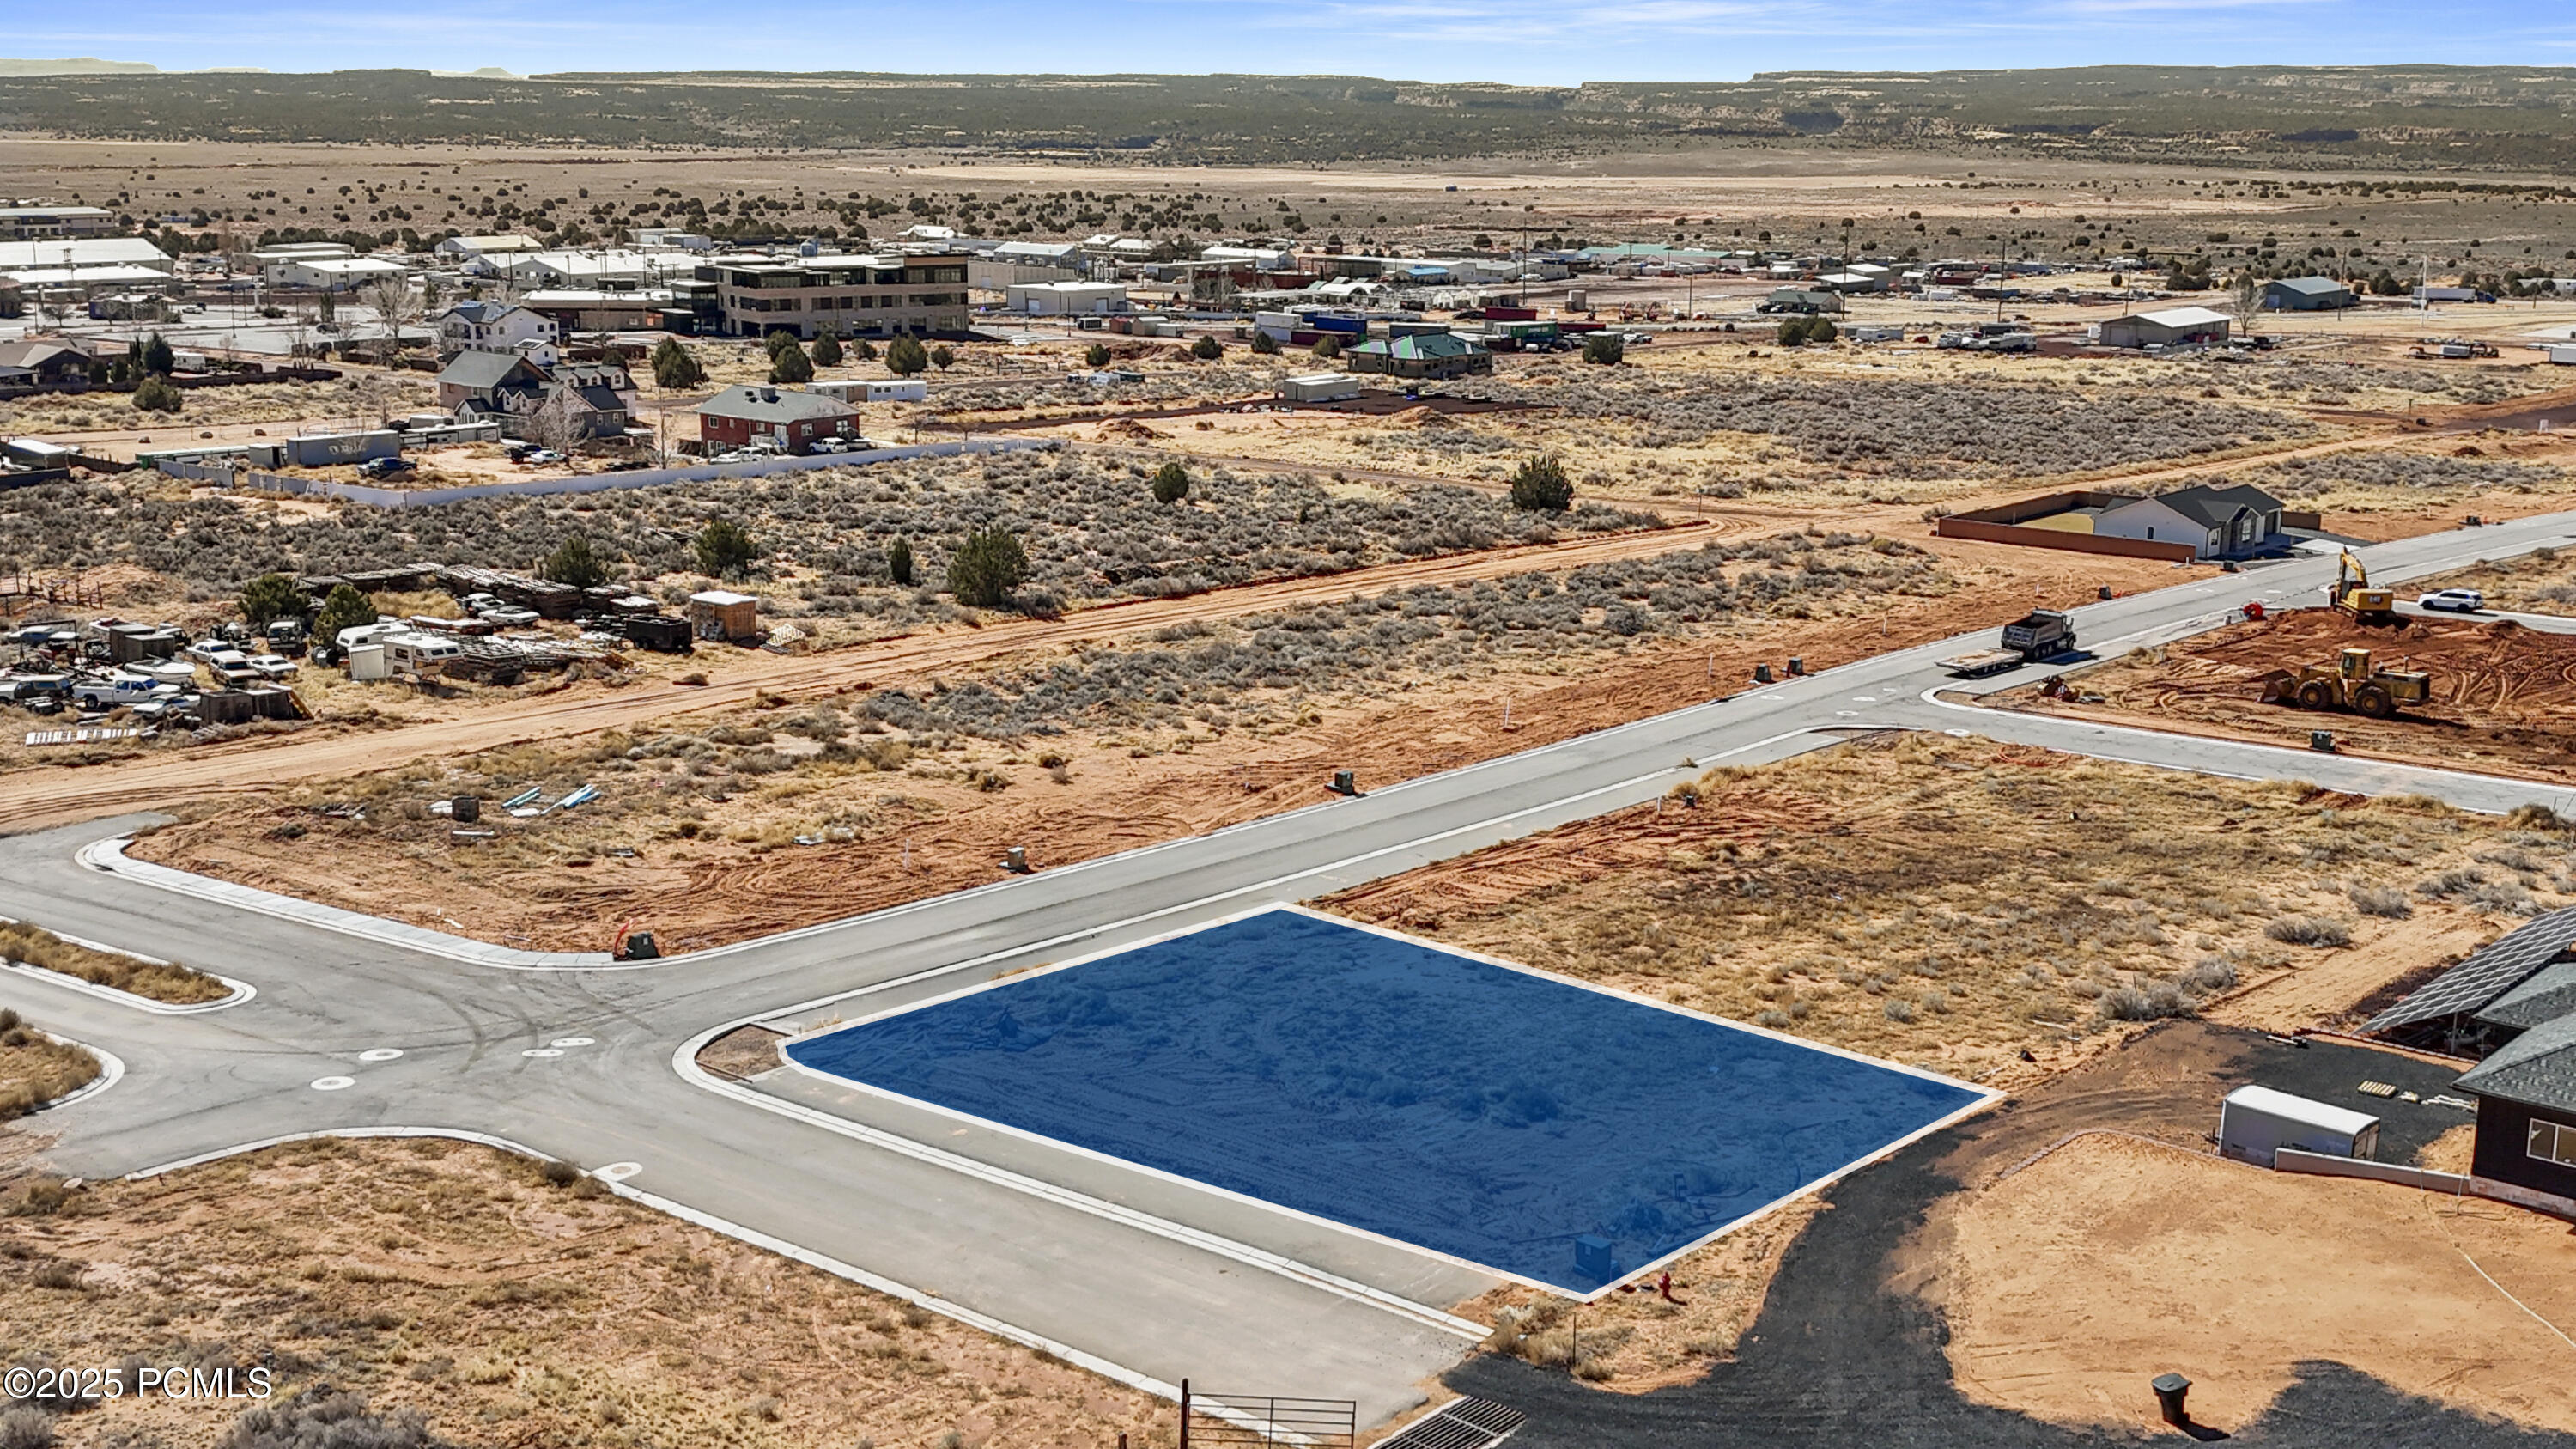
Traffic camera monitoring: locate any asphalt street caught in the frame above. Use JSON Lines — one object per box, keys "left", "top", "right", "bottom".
{"left": 3, "top": 505, "right": 2573, "bottom": 1428}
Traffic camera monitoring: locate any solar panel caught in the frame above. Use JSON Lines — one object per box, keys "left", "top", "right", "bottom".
{"left": 2362, "top": 904, "right": 2576, "bottom": 1035}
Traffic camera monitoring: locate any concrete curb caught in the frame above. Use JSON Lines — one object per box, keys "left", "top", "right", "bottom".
{"left": 2, "top": 959, "right": 255, "bottom": 1014}
{"left": 675, "top": 1019, "right": 1492, "bottom": 1341}
{"left": 116, "top": 1125, "right": 1180, "bottom": 1404}
{"left": 0, "top": 913, "right": 255, "bottom": 1013}
{"left": 31, "top": 1031, "right": 124, "bottom": 1113}
{"left": 80, "top": 838, "right": 623, "bottom": 971}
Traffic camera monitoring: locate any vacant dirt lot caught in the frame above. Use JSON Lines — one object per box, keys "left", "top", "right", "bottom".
{"left": 1935, "top": 1131, "right": 2576, "bottom": 1435}
{"left": 1321, "top": 732, "right": 2573, "bottom": 1081}
{"left": 0, "top": 1135, "right": 1165, "bottom": 1449}
{"left": 1999, "top": 607, "right": 2576, "bottom": 784}
{"left": 125, "top": 539, "right": 2180, "bottom": 953}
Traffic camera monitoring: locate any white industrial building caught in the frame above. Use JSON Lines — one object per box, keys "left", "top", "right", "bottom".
{"left": 268, "top": 255, "right": 408, "bottom": 291}
{"left": 501, "top": 249, "right": 687, "bottom": 289}
{"left": 0, "top": 237, "right": 173, "bottom": 275}
{"left": 1008, "top": 280, "right": 1130, "bottom": 316}
{"left": 436, "top": 234, "right": 544, "bottom": 264}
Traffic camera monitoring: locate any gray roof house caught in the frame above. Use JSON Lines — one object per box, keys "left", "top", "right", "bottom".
{"left": 2364, "top": 905, "right": 2576, "bottom": 1204}
{"left": 2089, "top": 483, "right": 2285, "bottom": 561}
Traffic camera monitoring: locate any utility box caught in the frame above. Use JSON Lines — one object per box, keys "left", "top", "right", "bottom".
{"left": 1574, "top": 1233, "right": 1616, "bottom": 1282}
{"left": 2219, "top": 1084, "right": 2379, "bottom": 1166}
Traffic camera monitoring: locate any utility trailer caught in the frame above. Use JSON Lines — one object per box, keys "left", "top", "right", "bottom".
{"left": 1940, "top": 609, "right": 2077, "bottom": 677}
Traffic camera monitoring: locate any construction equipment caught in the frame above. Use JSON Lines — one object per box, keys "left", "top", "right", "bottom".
{"left": 2260, "top": 646, "right": 2431, "bottom": 720}
{"left": 2330, "top": 551, "right": 2398, "bottom": 625}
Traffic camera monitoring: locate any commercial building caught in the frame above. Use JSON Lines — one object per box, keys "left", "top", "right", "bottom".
{"left": 2096, "top": 306, "right": 2232, "bottom": 349}
{"left": 436, "top": 234, "right": 544, "bottom": 265}
{"left": 1007, "top": 280, "right": 1129, "bottom": 316}
{"left": 2264, "top": 276, "right": 2355, "bottom": 311}
{"left": 0, "top": 205, "right": 115, "bottom": 240}
{"left": 692, "top": 385, "right": 861, "bottom": 454}
{"left": 268, "top": 255, "right": 407, "bottom": 291}
{"left": 2090, "top": 483, "right": 2284, "bottom": 560}
{"left": 0, "top": 237, "right": 173, "bottom": 276}
{"left": 697, "top": 253, "right": 969, "bottom": 338}
{"left": 501, "top": 249, "right": 682, "bottom": 289}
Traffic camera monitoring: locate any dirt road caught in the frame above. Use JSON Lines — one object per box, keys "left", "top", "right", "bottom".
{"left": 0, "top": 523, "right": 1722, "bottom": 834}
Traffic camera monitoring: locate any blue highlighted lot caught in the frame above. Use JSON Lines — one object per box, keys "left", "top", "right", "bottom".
{"left": 786, "top": 908, "right": 1989, "bottom": 1294}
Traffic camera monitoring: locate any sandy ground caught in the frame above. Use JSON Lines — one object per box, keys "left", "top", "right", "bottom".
{"left": 0, "top": 1134, "right": 1168, "bottom": 1449}
{"left": 1998, "top": 608, "right": 2576, "bottom": 785}
{"left": 122, "top": 544, "right": 2181, "bottom": 953}
{"left": 1317, "top": 733, "right": 2571, "bottom": 1084}
{"left": 1931, "top": 1132, "right": 2576, "bottom": 1436}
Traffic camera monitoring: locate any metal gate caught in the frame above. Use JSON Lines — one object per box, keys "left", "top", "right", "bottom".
{"left": 1180, "top": 1381, "right": 1357, "bottom": 1448}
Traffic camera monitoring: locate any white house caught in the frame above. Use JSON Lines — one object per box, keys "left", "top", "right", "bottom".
{"left": 1201, "top": 244, "right": 1296, "bottom": 271}
{"left": 435, "top": 300, "right": 559, "bottom": 357}
{"left": 2092, "top": 484, "right": 2284, "bottom": 560}
{"left": 1008, "top": 281, "right": 1130, "bottom": 316}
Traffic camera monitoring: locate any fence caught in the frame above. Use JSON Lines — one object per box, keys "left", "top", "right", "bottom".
{"left": 163, "top": 436, "right": 1059, "bottom": 508}
{"left": 1180, "top": 1385, "right": 1355, "bottom": 1448}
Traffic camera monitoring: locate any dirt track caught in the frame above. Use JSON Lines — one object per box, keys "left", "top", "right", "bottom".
{"left": 1999, "top": 608, "right": 2576, "bottom": 785}
{"left": 0, "top": 524, "right": 1719, "bottom": 834}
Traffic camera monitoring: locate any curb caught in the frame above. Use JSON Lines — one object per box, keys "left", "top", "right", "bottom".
{"left": 80, "top": 838, "right": 622, "bottom": 971}
{"left": 116, "top": 1125, "right": 1180, "bottom": 1404}
{"left": 28, "top": 1031, "right": 124, "bottom": 1113}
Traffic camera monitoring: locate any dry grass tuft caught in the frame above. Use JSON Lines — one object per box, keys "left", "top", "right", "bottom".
{"left": 0, "top": 920, "right": 228, "bottom": 1004}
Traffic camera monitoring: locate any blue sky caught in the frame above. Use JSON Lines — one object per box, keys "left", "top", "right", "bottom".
{"left": 15, "top": 1, "right": 2576, "bottom": 84}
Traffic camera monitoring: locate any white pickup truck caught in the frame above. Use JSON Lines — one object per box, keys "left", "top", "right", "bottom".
{"left": 69, "top": 673, "right": 181, "bottom": 709}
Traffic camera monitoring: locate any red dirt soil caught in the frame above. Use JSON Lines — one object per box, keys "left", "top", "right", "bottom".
{"left": 1997, "top": 608, "right": 2576, "bottom": 783}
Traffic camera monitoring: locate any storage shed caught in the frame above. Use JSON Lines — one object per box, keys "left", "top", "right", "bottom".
{"left": 2218, "top": 1085, "right": 2380, "bottom": 1166}
{"left": 1279, "top": 373, "right": 1362, "bottom": 404}
{"left": 688, "top": 589, "right": 762, "bottom": 643}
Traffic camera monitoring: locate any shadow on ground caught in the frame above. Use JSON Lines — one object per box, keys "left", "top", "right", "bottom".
{"left": 1447, "top": 1022, "right": 2573, "bottom": 1446}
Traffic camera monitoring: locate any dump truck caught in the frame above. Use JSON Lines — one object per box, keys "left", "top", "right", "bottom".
{"left": 2330, "top": 551, "right": 2397, "bottom": 625}
{"left": 1940, "top": 609, "right": 2077, "bottom": 676}
{"left": 2259, "top": 646, "right": 2431, "bottom": 720}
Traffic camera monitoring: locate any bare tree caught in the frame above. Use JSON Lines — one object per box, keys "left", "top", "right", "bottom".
{"left": 2228, "top": 272, "right": 2265, "bottom": 338}
{"left": 363, "top": 272, "right": 422, "bottom": 368}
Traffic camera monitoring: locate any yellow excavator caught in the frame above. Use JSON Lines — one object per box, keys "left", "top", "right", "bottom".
{"left": 2330, "top": 551, "right": 2398, "bottom": 625}
{"left": 2261, "top": 646, "right": 2431, "bottom": 719}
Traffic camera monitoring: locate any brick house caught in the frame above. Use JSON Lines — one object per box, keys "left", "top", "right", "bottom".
{"left": 693, "top": 385, "right": 860, "bottom": 454}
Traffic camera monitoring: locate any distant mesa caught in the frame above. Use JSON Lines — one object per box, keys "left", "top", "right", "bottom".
{"left": 0, "top": 57, "right": 160, "bottom": 76}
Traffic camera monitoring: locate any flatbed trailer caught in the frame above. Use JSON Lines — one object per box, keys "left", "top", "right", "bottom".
{"left": 1938, "top": 648, "right": 2027, "bottom": 678}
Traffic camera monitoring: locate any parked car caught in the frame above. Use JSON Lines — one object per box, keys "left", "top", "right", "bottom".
{"left": 476, "top": 606, "right": 539, "bottom": 627}
{"left": 357, "top": 456, "right": 415, "bottom": 478}
{"left": 2417, "top": 588, "right": 2485, "bottom": 612}
{"left": 521, "top": 448, "right": 565, "bottom": 466}
{"left": 810, "top": 438, "right": 851, "bottom": 454}
{"left": 244, "top": 654, "right": 300, "bottom": 679}
{"left": 183, "top": 638, "right": 234, "bottom": 665}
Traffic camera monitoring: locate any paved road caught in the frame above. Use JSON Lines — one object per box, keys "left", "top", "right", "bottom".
{"left": 5, "top": 506, "right": 2574, "bottom": 1428}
